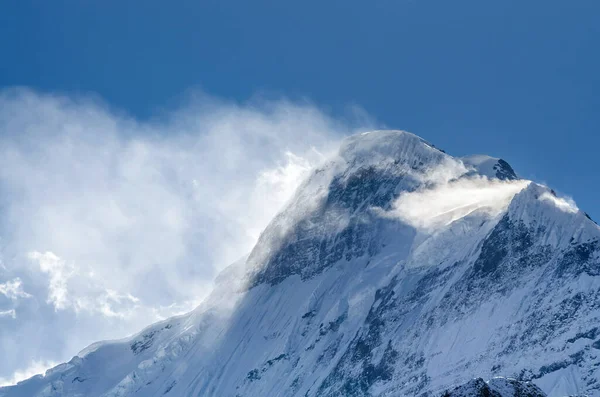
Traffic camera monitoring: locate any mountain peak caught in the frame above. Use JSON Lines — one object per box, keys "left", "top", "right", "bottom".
{"left": 461, "top": 154, "right": 518, "bottom": 181}
{"left": 337, "top": 130, "right": 451, "bottom": 174}
{"left": 247, "top": 130, "right": 533, "bottom": 286}
{"left": 339, "top": 130, "right": 436, "bottom": 156}
{"left": 339, "top": 131, "right": 519, "bottom": 183}
{"left": 246, "top": 130, "right": 468, "bottom": 286}
{"left": 506, "top": 182, "right": 599, "bottom": 247}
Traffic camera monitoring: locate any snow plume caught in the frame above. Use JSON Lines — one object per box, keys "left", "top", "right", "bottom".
{"left": 389, "top": 175, "right": 531, "bottom": 231}
{"left": 419, "top": 156, "right": 470, "bottom": 186}
{"left": 539, "top": 191, "right": 579, "bottom": 214}
{"left": 0, "top": 88, "right": 373, "bottom": 384}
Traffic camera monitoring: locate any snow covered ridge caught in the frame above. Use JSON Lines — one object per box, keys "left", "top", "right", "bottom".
{"left": 2, "top": 130, "right": 600, "bottom": 397}
{"left": 246, "top": 130, "right": 531, "bottom": 286}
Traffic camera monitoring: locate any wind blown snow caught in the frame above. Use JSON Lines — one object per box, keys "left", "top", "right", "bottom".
{"left": 539, "top": 192, "right": 579, "bottom": 214}
{"left": 0, "top": 88, "right": 372, "bottom": 385}
{"left": 389, "top": 176, "right": 531, "bottom": 231}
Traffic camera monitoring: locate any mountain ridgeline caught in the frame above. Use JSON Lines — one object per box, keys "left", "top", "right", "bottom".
{"left": 2, "top": 131, "right": 599, "bottom": 397}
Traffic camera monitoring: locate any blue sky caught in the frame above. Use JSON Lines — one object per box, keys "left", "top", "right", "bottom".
{"left": 2, "top": 0, "right": 598, "bottom": 218}
{"left": 0, "top": 0, "right": 599, "bottom": 384}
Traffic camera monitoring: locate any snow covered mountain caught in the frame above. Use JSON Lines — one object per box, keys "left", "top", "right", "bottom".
{"left": 2, "top": 130, "right": 599, "bottom": 397}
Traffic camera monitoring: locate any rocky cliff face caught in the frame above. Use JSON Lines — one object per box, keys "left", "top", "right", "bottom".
{"left": 2, "top": 131, "right": 599, "bottom": 397}
{"left": 444, "top": 378, "right": 546, "bottom": 397}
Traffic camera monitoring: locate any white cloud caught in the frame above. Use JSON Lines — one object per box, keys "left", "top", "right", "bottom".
{"left": 0, "top": 309, "right": 16, "bottom": 319}
{"left": 28, "top": 251, "right": 73, "bottom": 310}
{"left": 0, "top": 88, "right": 372, "bottom": 381}
{"left": 0, "top": 360, "right": 59, "bottom": 387}
{"left": 387, "top": 175, "right": 530, "bottom": 231}
{"left": 0, "top": 278, "right": 31, "bottom": 300}
{"left": 26, "top": 251, "right": 147, "bottom": 318}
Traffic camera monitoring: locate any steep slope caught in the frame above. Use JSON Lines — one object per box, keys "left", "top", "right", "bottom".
{"left": 2, "top": 130, "right": 599, "bottom": 397}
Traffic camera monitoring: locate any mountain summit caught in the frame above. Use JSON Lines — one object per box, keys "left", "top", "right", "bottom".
{"left": 2, "top": 130, "right": 599, "bottom": 397}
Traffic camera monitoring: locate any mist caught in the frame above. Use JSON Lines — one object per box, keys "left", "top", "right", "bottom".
{"left": 0, "top": 88, "right": 373, "bottom": 384}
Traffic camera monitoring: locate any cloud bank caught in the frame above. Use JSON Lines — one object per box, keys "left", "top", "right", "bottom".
{"left": 0, "top": 88, "right": 372, "bottom": 383}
